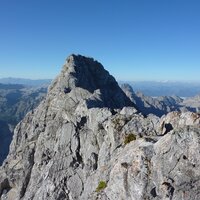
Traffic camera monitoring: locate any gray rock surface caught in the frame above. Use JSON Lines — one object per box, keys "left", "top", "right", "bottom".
{"left": 0, "top": 55, "right": 199, "bottom": 200}
{"left": 181, "top": 95, "right": 200, "bottom": 112}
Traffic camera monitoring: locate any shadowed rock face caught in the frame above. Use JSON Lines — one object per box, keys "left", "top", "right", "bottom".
{"left": 49, "top": 55, "right": 134, "bottom": 109}
{"left": 0, "top": 55, "right": 200, "bottom": 200}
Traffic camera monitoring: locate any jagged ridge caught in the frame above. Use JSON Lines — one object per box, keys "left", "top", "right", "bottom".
{"left": 0, "top": 55, "right": 200, "bottom": 200}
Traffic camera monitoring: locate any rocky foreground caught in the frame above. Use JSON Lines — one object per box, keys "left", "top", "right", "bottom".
{"left": 0, "top": 55, "right": 200, "bottom": 200}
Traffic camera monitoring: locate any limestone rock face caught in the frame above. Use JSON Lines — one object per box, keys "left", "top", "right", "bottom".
{"left": 49, "top": 55, "right": 133, "bottom": 110}
{"left": 159, "top": 111, "right": 200, "bottom": 135}
{"left": 151, "top": 126, "right": 200, "bottom": 200}
{"left": 0, "top": 55, "right": 200, "bottom": 200}
{"left": 89, "top": 126, "right": 200, "bottom": 200}
{"left": 0, "top": 55, "right": 134, "bottom": 200}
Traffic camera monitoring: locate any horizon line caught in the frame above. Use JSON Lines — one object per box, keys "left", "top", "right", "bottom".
{"left": 0, "top": 76, "right": 200, "bottom": 83}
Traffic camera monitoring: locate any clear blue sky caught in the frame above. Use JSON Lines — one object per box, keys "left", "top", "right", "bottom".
{"left": 0, "top": 0, "right": 200, "bottom": 81}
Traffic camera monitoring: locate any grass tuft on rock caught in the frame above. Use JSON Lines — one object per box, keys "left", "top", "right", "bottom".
{"left": 96, "top": 181, "right": 107, "bottom": 192}
{"left": 124, "top": 134, "right": 136, "bottom": 144}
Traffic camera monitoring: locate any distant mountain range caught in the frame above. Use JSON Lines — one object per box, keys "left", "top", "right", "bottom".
{"left": 121, "top": 84, "right": 199, "bottom": 117}
{"left": 1, "top": 78, "right": 200, "bottom": 97}
{"left": 0, "top": 77, "right": 52, "bottom": 86}
{"left": 0, "top": 83, "right": 47, "bottom": 164}
{"left": 119, "top": 81, "right": 200, "bottom": 97}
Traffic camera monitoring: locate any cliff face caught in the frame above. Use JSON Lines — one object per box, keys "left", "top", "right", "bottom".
{"left": 0, "top": 55, "right": 200, "bottom": 200}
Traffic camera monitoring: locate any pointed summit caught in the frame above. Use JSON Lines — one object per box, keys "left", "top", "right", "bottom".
{"left": 49, "top": 54, "right": 134, "bottom": 109}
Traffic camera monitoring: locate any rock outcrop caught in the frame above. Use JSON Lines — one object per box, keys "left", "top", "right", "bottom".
{"left": 0, "top": 55, "right": 199, "bottom": 200}
{"left": 181, "top": 95, "right": 200, "bottom": 112}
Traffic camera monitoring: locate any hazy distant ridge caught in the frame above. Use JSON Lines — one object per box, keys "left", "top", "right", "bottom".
{"left": 119, "top": 81, "right": 200, "bottom": 97}
{"left": 1, "top": 78, "right": 200, "bottom": 97}
{"left": 0, "top": 77, "right": 52, "bottom": 86}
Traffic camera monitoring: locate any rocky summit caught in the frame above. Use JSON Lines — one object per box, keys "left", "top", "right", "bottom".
{"left": 0, "top": 55, "right": 200, "bottom": 200}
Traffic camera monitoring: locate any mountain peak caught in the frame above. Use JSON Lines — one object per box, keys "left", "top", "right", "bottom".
{"left": 49, "top": 54, "right": 134, "bottom": 109}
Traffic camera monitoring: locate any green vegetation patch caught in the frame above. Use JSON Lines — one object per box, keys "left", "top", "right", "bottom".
{"left": 96, "top": 181, "right": 107, "bottom": 192}
{"left": 124, "top": 134, "right": 136, "bottom": 145}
